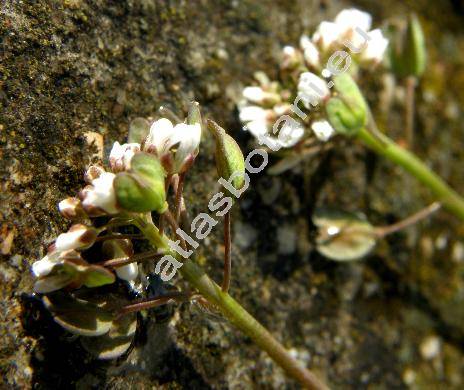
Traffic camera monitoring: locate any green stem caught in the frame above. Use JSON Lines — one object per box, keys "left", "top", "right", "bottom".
{"left": 357, "top": 127, "right": 464, "bottom": 221}
{"left": 135, "top": 216, "right": 328, "bottom": 390}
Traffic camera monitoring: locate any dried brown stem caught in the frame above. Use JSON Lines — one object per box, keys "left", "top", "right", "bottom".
{"left": 118, "top": 291, "right": 187, "bottom": 317}
{"left": 375, "top": 202, "right": 441, "bottom": 238}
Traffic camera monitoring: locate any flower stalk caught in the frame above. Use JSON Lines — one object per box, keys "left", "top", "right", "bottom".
{"left": 356, "top": 125, "right": 464, "bottom": 221}
{"left": 135, "top": 215, "right": 328, "bottom": 390}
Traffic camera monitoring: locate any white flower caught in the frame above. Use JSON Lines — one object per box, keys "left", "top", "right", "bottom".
{"left": 239, "top": 106, "right": 269, "bottom": 123}
{"left": 54, "top": 224, "right": 97, "bottom": 252}
{"left": 311, "top": 120, "right": 335, "bottom": 142}
{"left": 334, "top": 8, "right": 372, "bottom": 35}
{"left": 298, "top": 72, "right": 330, "bottom": 108}
{"left": 81, "top": 172, "right": 119, "bottom": 215}
{"left": 109, "top": 141, "right": 140, "bottom": 173}
{"left": 144, "top": 118, "right": 201, "bottom": 174}
{"left": 31, "top": 249, "right": 81, "bottom": 278}
{"left": 244, "top": 112, "right": 304, "bottom": 149}
{"left": 32, "top": 252, "right": 60, "bottom": 277}
{"left": 359, "top": 29, "right": 389, "bottom": 63}
{"left": 115, "top": 263, "right": 139, "bottom": 282}
{"left": 58, "top": 197, "right": 85, "bottom": 220}
{"left": 312, "top": 22, "right": 343, "bottom": 50}
{"left": 243, "top": 86, "right": 265, "bottom": 103}
{"left": 300, "top": 36, "right": 320, "bottom": 68}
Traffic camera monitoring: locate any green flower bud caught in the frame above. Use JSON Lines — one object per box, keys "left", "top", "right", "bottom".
{"left": 187, "top": 101, "right": 202, "bottom": 127}
{"left": 325, "top": 73, "right": 368, "bottom": 137}
{"left": 114, "top": 152, "right": 168, "bottom": 213}
{"left": 207, "top": 119, "right": 245, "bottom": 192}
{"left": 390, "top": 14, "right": 426, "bottom": 78}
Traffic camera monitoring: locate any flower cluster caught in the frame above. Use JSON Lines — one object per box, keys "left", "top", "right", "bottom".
{"left": 32, "top": 103, "right": 202, "bottom": 292}
{"left": 239, "top": 8, "right": 389, "bottom": 149}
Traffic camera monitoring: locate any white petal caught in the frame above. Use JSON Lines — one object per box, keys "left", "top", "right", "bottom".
{"left": 245, "top": 119, "right": 269, "bottom": 138}
{"left": 360, "top": 29, "right": 389, "bottom": 63}
{"left": 55, "top": 229, "right": 84, "bottom": 251}
{"left": 243, "top": 86, "right": 265, "bottom": 104}
{"left": 298, "top": 72, "right": 330, "bottom": 108}
{"left": 82, "top": 172, "right": 119, "bottom": 214}
{"left": 32, "top": 253, "right": 60, "bottom": 277}
{"left": 302, "top": 40, "right": 320, "bottom": 68}
{"left": 312, "top": 21, "right": 343, "bottom": 50}
{"left": 171, "top": 123, "right": 202, "bottom": 173}
{"left": 311, "top": 120, "right": 335, "bottom": 142}
{"left": 239, "top": 106, "right": 268, "bottom": 123}
{"left": 276, "top": 121, "right": 305, "bottom": 147}
{"left": 334, "top": 8, "right": 372, "bottom": 34}
{"left": 116, "top": 263, "right": 139, "bottom": 281}
{"left": 145, "top": 118, "right": 175, "bottom": 154}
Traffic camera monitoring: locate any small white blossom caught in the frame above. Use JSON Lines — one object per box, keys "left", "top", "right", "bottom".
{"left": 54, "top": 224, "right": 97, "bottom": 252}
{"left": 359, "top": 29, "right": 389, "bottom": 63}
{"left": 144, "top": 118, "right": 201, "bottom": 174}
{"left": 300, "top": 36, "right": 320, "bottom": 68}
{"left": 238, "top": 106, "right": 269, "bottom": 123}
{"left": 109, "top": 141, "right": 140, "bottom": 173}
{"left": 334, "top": 8, "right": 372, "bottom": 35}
{"left": 311, "top": 120, "right": 335, "bottom": 142}
{"left": 32, "top": 249, "right": 81, "bottom": 278}
{"left": 32, "top": 252, "right": 60, "bottom": 277}
{"left": 58, "top": 197, "right": 85, "bottom": 220}
{"left": 298, "top": 72, "right": 330, "bottom": 108}
{"left": 281, "top": 45, "right": 301, "bottom": 69}
{"left": 243, "top": 86, "right": 266, "bottom": 103}
{"left": 115, "top": 263, "right": 139, "bottom": 282}
{"left": 81, "top": 172, "right": 119, "bottom": 215}
{"left": 312, "top": 21, "right": 343, "bottom": 50}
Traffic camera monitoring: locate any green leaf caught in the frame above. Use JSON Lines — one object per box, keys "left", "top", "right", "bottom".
{"left": 207, "top": 119, "right": 245, "bottom": 191}
{"left": 187, "top": 101, "right": 202, "bottom": 126}
{"left": 326, "top": 74, "right": 368, "bottom": 137}
{"left": 34, "top": 272, "right": 75, "bottom": 294}
{"left": 43, "top": 293, "right": 114, "bottom": 337}
{"left": 114, "top": 153, "right": 167, "bottom": 213}
{"left": 128, "top": 117, "right": 150, "bottom": 144}
{"left": 313, "top": 208, "right": 377, "bottom": 261}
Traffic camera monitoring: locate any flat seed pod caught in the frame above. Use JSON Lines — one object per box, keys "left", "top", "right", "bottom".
{"left": 42, "top": 293, "right": 114, "bottom": 337}
{"left": 80, "top": 313, "right": 137, "bottom": 360}
{"left": 313, "top": 208, "right": 377, "bottom": 261}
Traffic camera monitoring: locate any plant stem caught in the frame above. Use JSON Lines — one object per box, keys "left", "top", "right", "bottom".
{"left": 405, "top": 76, "right": 417, "bottom": 148}
{"left": 136, "top": 217, "right": 327, "bottom": 390}
{"left": 222, "top": 210, "right": 231, "bottom": 292}
{"left": 357, "top": 126, "right": 464, "bottom": 221}
{"left": 374, "top": 202, "right": 441, "bottom": 238}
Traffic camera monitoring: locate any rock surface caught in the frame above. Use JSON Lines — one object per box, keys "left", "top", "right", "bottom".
{"left": 2, "top": 0, "right": 464, "bottom": 388}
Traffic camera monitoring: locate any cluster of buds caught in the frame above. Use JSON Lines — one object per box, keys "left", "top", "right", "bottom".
{"left": 239, "top": 8, "right": 389, "bottom": 149}
{"left": 32, "top": 102, "right": 203, "bottom": 291}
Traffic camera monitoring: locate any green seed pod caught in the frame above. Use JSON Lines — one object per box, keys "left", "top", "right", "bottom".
{"left": 207, "top": 119, "right": 245, "bottom": 192}
{"left": 325, "top": 73, "right": 368, "bottom": 137}
{"left": 114, "top": 152, "right": 168, "bottom": 213}
{"left": 390, "top": 14, "right": 426, "bottom": 78}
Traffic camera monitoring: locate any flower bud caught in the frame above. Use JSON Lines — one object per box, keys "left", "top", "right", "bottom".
{"left": 390, "top": 14, "right": 426, "bottom": 78}
{"left": 114, "top": 152, "right": 168, "bottom": 213}
{"left": 81, "top": 171, "right": 120, "bottom": 215}
{"left": 53, "top": 224, "right": 97, "bottom": 252}
{"left": 102, "top": 239, "right": 138, "bottom": 282}
{"left": 109, "top": 142, "right": 140, "bottom": 173}
{"left": 84, "top": 165, "right": 105, "bottom": 184}
{"left": 58, "top": 197, "right": 87, "bottom": 220}
{"left": 325, "top": 73, "right": 368, "bottom": 136}
{"left": 207, "top": 120, "right": 245, "bottom": 193}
